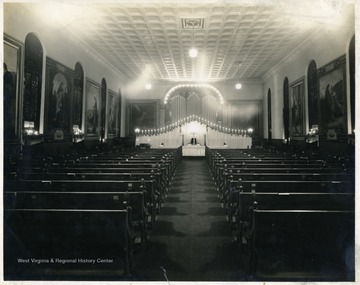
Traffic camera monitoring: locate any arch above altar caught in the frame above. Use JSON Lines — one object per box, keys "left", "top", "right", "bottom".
{"left": 164, "top": 84, "right": 224, "bottom": 105}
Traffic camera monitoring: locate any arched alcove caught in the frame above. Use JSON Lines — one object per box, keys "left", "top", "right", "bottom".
{"left": 283, "top": 77, "right": 289, "bottom": 142}
{"left": 349, "top": 35, "right": 355, "bottom": 132}
{"left": 116, "top": 89, "right": 122, "bottom": 137}
{"left": 73, "top": 62, "right": 84, "bottom": 129}
{"left": 267, "top": 88, "right": 272, "bottom": 142}
{"left": 307, "top": 60, "right": 318, "bottom": 129}
{"left": 3, "top": 34, "right": 23, "bottom": 142}
{"left": 164, "top": 84, "right": 224, "bottom": 124}
{"left": 23, "top": 33, "right": 43, "bottom": 132}
{"left": 100, "top": 78, "right": 107, "bottom": 139}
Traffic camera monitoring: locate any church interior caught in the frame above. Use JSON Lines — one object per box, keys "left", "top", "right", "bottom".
{"left": 2, "top": 0, "right": 357, "bottom": 283}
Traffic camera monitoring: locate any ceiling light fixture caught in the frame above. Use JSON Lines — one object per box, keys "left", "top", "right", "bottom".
{"left": 189, "top": 48, "right": 198, "bottom": 58}
{"left": 188, "top": 20, "right": 198, "bottom": 58}
{"left": 235, "top": 61, "right": 242, "bottom": 90}
{"left": 145, "top": 83, "right": 152, "bottom": 90}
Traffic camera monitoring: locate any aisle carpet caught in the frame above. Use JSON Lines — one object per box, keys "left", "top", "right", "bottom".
{"left": 131, "top": 157, "right": 247, "bottom": 281}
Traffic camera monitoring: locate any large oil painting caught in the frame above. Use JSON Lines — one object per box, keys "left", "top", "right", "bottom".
{"left": 318, "top": 55, "right": 347, "bottom": 139}
{"left": 3, "top": 34, "right": 23, "bottom": 142}
{"left": 85, "top": 79, "right": 101, "bottom": 137}
{"left": 229, "top": 101, "right": 260, "bottom": 135}
{"left": 45, "top": 57, "right": 74, "bottom": 136}
{"left": 128, "top": 101, "right": 158, "bottom": 134}
{"left": 290, "top": 77, "right": 305, "bottom": 136}
{"left": 117, "top": 89, "right": 122, "bottom": 137}
{"left": 107, "top": 90, "right": 118, "bottom": 137}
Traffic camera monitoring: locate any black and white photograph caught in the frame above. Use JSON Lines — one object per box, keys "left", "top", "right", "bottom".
{"left": 2, "top": 0, "right": 357, "bottom": 284}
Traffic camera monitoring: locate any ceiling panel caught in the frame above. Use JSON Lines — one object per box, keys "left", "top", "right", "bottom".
{"left": 17, "top": 1, "right": 354, "bottom": 83}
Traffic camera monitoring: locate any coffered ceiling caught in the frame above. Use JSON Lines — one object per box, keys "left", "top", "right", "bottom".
{"left": 12, "top": 0, "right": 355, "bottom": 82}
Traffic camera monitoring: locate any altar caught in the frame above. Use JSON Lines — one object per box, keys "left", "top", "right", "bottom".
{"left": 135, "top": 118, "right": 252, "bottom": 150}
{"left": 182, "top": 145, "right": 205, "bottom": 156}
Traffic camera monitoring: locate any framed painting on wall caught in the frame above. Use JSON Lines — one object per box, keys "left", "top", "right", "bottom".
{"left": 85, "top": 79, "right": 101, "bottom": 137}
{"left": 290, "top": 77, "right": 305, "bottom": 137}
{"left": 318, "top": 55, "right": 347, "bottom": 139}
{"left": 3, "top": 34, "right": 23, "bottom": 142}
{"left": 73, "top": 63, "right": 84, "bottom": 129}
{"left": 45, "top": 57, "right": 74, "bottom": 138}
{"left": 100, "top": 79, "right": 107, "bottom": 137}
{"left": 107, "top": 90, "right": 118, "bottom": 137}
{"left": 117, "top": 89, "right": 122, "bottom": 137}
{"left": 128, "top": 100, "right": 158, "bottom": 135}
{"left": 229, "top": 100, "right": 261, "bottom": 135}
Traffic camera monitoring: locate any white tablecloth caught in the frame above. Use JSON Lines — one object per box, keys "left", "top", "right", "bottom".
{"left": 182, "top": 145, "right": 205, "bottom": 156}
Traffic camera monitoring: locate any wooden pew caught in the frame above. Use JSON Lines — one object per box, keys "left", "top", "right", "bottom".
{"left": 206, "top": 147, "right": 355, "bottom": 281}
{"left": 219, "top": 173, "right": 354, "bottom": 203}
{"left": 225, "top": 167, "right": 343, "bottom": 173}
{"left": 26, "top": 167, "right": 160, "bottom": 173}
{"left": 6, "top": 179, "right": 159, "bottom": 225}
{"left": 209, "top": 160, "right": 349, "bottom": 188}
{"left": 230, "top": 180, "right": 354, "bottom": 193}
{"left": 250, "top": 209, "right": 355, "bottom": 280}
{"left": 21, "top": 169, "right": 168, "bottom": 202}
{"left": 24, "top": 164, "right": 171, "bottom": 192}
{"left": 43, "top": 162, "right": 172, "bottom": 188}
{"left": 21, "top": 171, "right": 167, "bottom": 200}
{"left": 16, "top": 147, "right": 182, "bottom": 181}
{"left": 7, "top": 146, "right": 182, "bottom": 227}
{"left": 5, "top": 190, "right": 149, "bottom": 244}
{"left": 235, "top": 191, "right": 355, "bottom": 247}
{"left": 3, "top": 147, "right": 182, "bottom": 280}
{"left": 221, "top": 179, "right": 349, "bottom": 210}
{"left": 223, "top": 179, "right": 353, "bottom": 231}
{"left": 4, "top": 208, "right": 134, "bottom": 279}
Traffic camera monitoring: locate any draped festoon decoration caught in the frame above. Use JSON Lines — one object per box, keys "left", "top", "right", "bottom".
{"left": 135, "top": 115, "right": 252, "bottom": 149}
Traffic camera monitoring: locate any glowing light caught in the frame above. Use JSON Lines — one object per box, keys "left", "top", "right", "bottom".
{"left": 135, "top": 128, "right": 140, "bottom": 134}
{"left": 123, "top": 65, "right": 153, "bottom": 94}
{"left": 189, "top": 48, "right": 198, "bottom": 58}
{"left": 145, "top": 83, "right": 152, "bottom": 90}
{"left": 164, "top": 84, "right": 224, "bottom": 105}
{"left": 235, "top": 83, "right": 242, "bottom": 89}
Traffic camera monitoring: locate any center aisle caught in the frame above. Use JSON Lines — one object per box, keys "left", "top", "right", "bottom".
{"left": 132, "top": 157, "right": 246, "bottom": 281}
